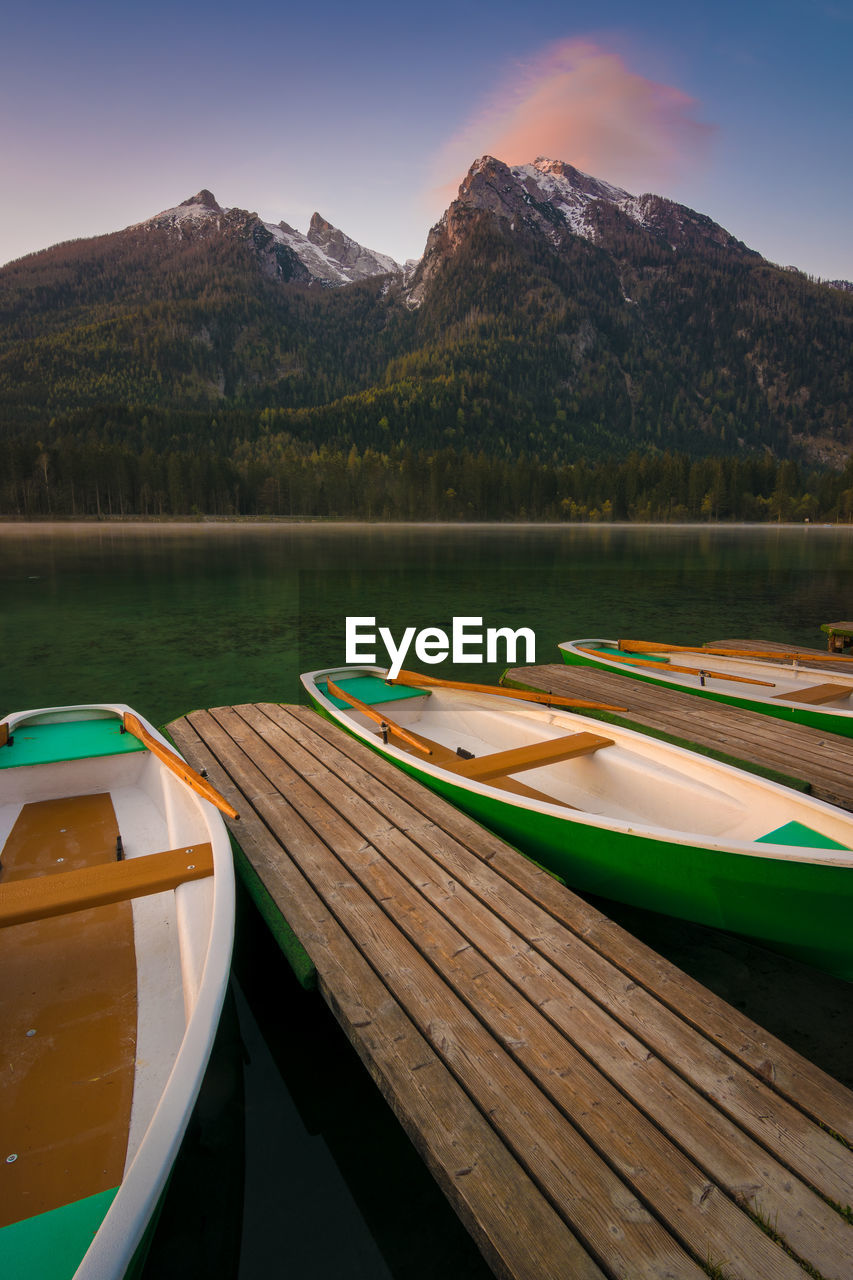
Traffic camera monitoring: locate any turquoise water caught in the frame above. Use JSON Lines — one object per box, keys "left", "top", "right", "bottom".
{"left": 3, "top": 521, "right": 853, "bottom": 1279}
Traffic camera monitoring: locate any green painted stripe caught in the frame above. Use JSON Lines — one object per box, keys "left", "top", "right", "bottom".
{"left": 231, "top": 835, "right": 316, "bottom": 990}
{"left": 0, "top": 1186, "right": 118, "bottom": 1279}
{"left": 756, "top": 820, "right": 850, "bottom": 850}
{"left": 0, "top": 718, "right": 145, "bottom": 769}
{"left": 319, "top": 676, "right": 429, "bottom": 710}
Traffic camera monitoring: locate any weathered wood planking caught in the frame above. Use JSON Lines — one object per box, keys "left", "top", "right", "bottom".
{"left": 712, "top": 638, "right": 853, "bottom": 673}
{"left": 168, "top": 704, "right": 853, "bottom": 1280}
{"left": 507, "top": 662, "right": 853, "bottom": 810}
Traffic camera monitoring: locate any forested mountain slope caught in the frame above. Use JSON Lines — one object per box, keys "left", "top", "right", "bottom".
{"left": 1, "top": 159, "right": 850, "bottom": 517}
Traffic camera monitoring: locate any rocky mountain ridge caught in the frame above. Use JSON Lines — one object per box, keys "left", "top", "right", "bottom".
{"left": 408, "top": 155, "right": 764, "bottom": 302}
{"left": 136, "top": 189, "right": 401, "bottom": 286}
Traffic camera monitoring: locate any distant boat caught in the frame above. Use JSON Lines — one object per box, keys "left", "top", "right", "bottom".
{"left": 302, "top": 666, "right": 853, "bottom": 980}
{"left": 558, "top": 638, "right": 853, "bottom": 737}
{"left": 0, "top": 703, "right": 236, "bottom": 1280}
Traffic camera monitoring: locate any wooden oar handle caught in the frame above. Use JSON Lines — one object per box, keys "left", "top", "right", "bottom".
{"left": 619, "top": 639, "right": 853, "bottom": 666}
{"left": 587, "top": 648, "right": 775, "bottom": 687}
{"left": 327, "top": 680, "right": 432, "bottom": 755}
{"left": 392, "top": 670, "right": 626, "bottom": 712}
{"left": 123, "top": 713, "right": 239, "bottom": 819}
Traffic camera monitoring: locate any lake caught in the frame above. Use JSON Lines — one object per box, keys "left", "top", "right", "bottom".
{"left": 2, "top": 521, "right": 852, "bottom": 1278}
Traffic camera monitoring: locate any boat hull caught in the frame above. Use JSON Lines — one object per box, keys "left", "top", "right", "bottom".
{"left": 304, "top": 669, "right": 853, "bottom": 981}
{"left": 559, "top": 639, "right": 853, "bottom": 738}
{"left": 0, "top": 704, "right": 235, "bottom": 1280}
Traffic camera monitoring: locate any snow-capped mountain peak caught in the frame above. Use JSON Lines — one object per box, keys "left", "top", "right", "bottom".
{"left": 136, "top": 192, "right": 401, "bottom": 287}
{"left": 408, "top": 154, "right": 759, "bottom": 302}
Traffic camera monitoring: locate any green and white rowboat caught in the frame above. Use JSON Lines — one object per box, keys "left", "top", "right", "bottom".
{"left": 558, "top": 638, "right": 853, "bottom": 737}
{"left": 0, "top": 704, "right": 236, "bottom": 1280}
{"left": 302, "top": 666, "right": 853, "bottom": 981}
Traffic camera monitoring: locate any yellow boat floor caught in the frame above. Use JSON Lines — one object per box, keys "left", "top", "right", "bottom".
{"left": 0, "top": 794, "right": 136, "bottom": 1227}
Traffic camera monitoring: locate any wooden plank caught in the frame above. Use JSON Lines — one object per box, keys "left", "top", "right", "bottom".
{"left": 269, "top": 708, "right": 853, "bottom": 1196}
{"left": 453, "top": 732, "right": 613, "bottom": 780}
{"left": 168, "top": 712, "right": 606, "bottom": 1280}
{"left": 0, "top": 843, "right": 214, "bottom": 927}
{"left": 244, "top": 705, "right": 853, "bottom": 1280}
{"left": 772, "top": 682, "right": 852, "bottom": 704}
{"left": 292, "top": 702, "right": 853, "bottom": 1146}
{"left": 169, "top": 705, "right": 853, "bottom": 1280}
{"left": 197, "top": 706, "right": 796, "bottom": 1279}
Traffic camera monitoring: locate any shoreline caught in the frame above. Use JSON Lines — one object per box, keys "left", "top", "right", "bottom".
{"left": 1, "top": 517, "right": 851, "bottom": 533}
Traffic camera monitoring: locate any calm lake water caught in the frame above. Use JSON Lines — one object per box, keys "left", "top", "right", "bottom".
{"left": 2, "top": 521, "right": 852, "bottom": 1278}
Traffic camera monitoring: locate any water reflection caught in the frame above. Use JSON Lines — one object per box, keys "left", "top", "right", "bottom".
{"left": 6, "top": 523, "right": 852, "bottom": 722}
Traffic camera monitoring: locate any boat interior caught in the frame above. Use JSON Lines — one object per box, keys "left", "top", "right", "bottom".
{"left": 318, "top": 673, "right": 853, "bottom": 855}
{"left": 0, "top": 713, "right": 216, "bottom": 1232}
{"left": 576, "top": 642, "right": 853, "bottom": 708}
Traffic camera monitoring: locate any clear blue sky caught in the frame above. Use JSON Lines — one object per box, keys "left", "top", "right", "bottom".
{"left": 3, "top": 0, "right": 851, "bottom": 278}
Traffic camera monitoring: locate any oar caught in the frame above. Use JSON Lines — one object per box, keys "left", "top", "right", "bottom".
{"left": 326, "top": 680, "right": 433, "bottom": 755}
{"left": 122, "top": 712, "right": 239, "bottom": 819}
{"left": 390, "top": 669, "right": 627, "bottom": 712}
{"left": 579, "top": 646, "right": 776, "bottom": 687}
{"left": 618, "top": 639, "right": 853, "bottom": 666}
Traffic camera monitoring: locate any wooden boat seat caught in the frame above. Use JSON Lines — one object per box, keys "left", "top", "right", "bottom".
{"left": 772, "top": 682, "right": 851, "bottom": 705}
{"left": 373, "top": 728, "right": 585, "bottom": 809}
{"left": 453, "top": 733, "right": 614, "bottom": 782}
{"left": 0, "top": 842, "right": 214, "bottom": 929}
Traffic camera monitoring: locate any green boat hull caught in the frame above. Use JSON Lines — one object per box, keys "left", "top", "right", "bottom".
{"left": 560, "top": 645, "right": 853, "bottom": 739}
{"left": 311, "top": 700, "right": 853, "bottom": 981}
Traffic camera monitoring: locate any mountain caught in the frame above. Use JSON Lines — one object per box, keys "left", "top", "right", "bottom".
{"left": 136, "top": 189, "right": 401, "bottom": 285}
{"left": 404, "top": 155, "right": 852, "bottom": 466}
{"left": 409, "top": 155, "right": 758, "bottom": 303}
{"left": 0, "top": 189, "right": 409, "bottom": 434}
{"left": 0, "top": 157, "right": 851, "bottom": 517}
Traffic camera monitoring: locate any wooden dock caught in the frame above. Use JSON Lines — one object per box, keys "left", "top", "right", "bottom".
{"left": 505, "top": 657, "right": 853, "bottom": 811}
{"left": 167, "top": 703, "right": 853, "bottom": 1280}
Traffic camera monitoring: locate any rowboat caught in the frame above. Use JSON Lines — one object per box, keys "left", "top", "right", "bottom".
{"left": 0, "top": 703, "right": 236, "bottom": 1280}
{"left": 301, "top": 666, "right": 853, "bottom": 981}
{"left": 558, "top": 638, "right": 853, "bottom": 737}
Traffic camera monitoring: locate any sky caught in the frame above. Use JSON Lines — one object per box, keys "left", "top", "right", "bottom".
{"left": 2, "top": 0, "right": 852, "bottom": 279}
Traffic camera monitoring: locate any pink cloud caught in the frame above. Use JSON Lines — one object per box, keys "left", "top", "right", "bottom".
{"left": 428, "top": 39, "right": 713, "bottom": 209}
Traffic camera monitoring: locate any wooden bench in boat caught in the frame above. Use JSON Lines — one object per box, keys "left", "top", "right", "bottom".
{"left": 452, "top": 732, "right": 613, "bottom": 781}
{"left": 772, "top": 682, "right": 851, "bottom": 705}
{"left": 383, "top": 730, "right": 583, "bottom": 810}
{"left": 326, "top": 675, "right": 611, "bottom": 799}
{"left": 0, "top": 842, "right": 214, "bottom": 928}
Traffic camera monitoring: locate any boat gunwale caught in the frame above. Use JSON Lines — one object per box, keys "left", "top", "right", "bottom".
{"left": 558, "top": 639, "right": 853, "bottom": 719}
{"left": 302, "top": 666, "right": 853, "bottom": 870}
